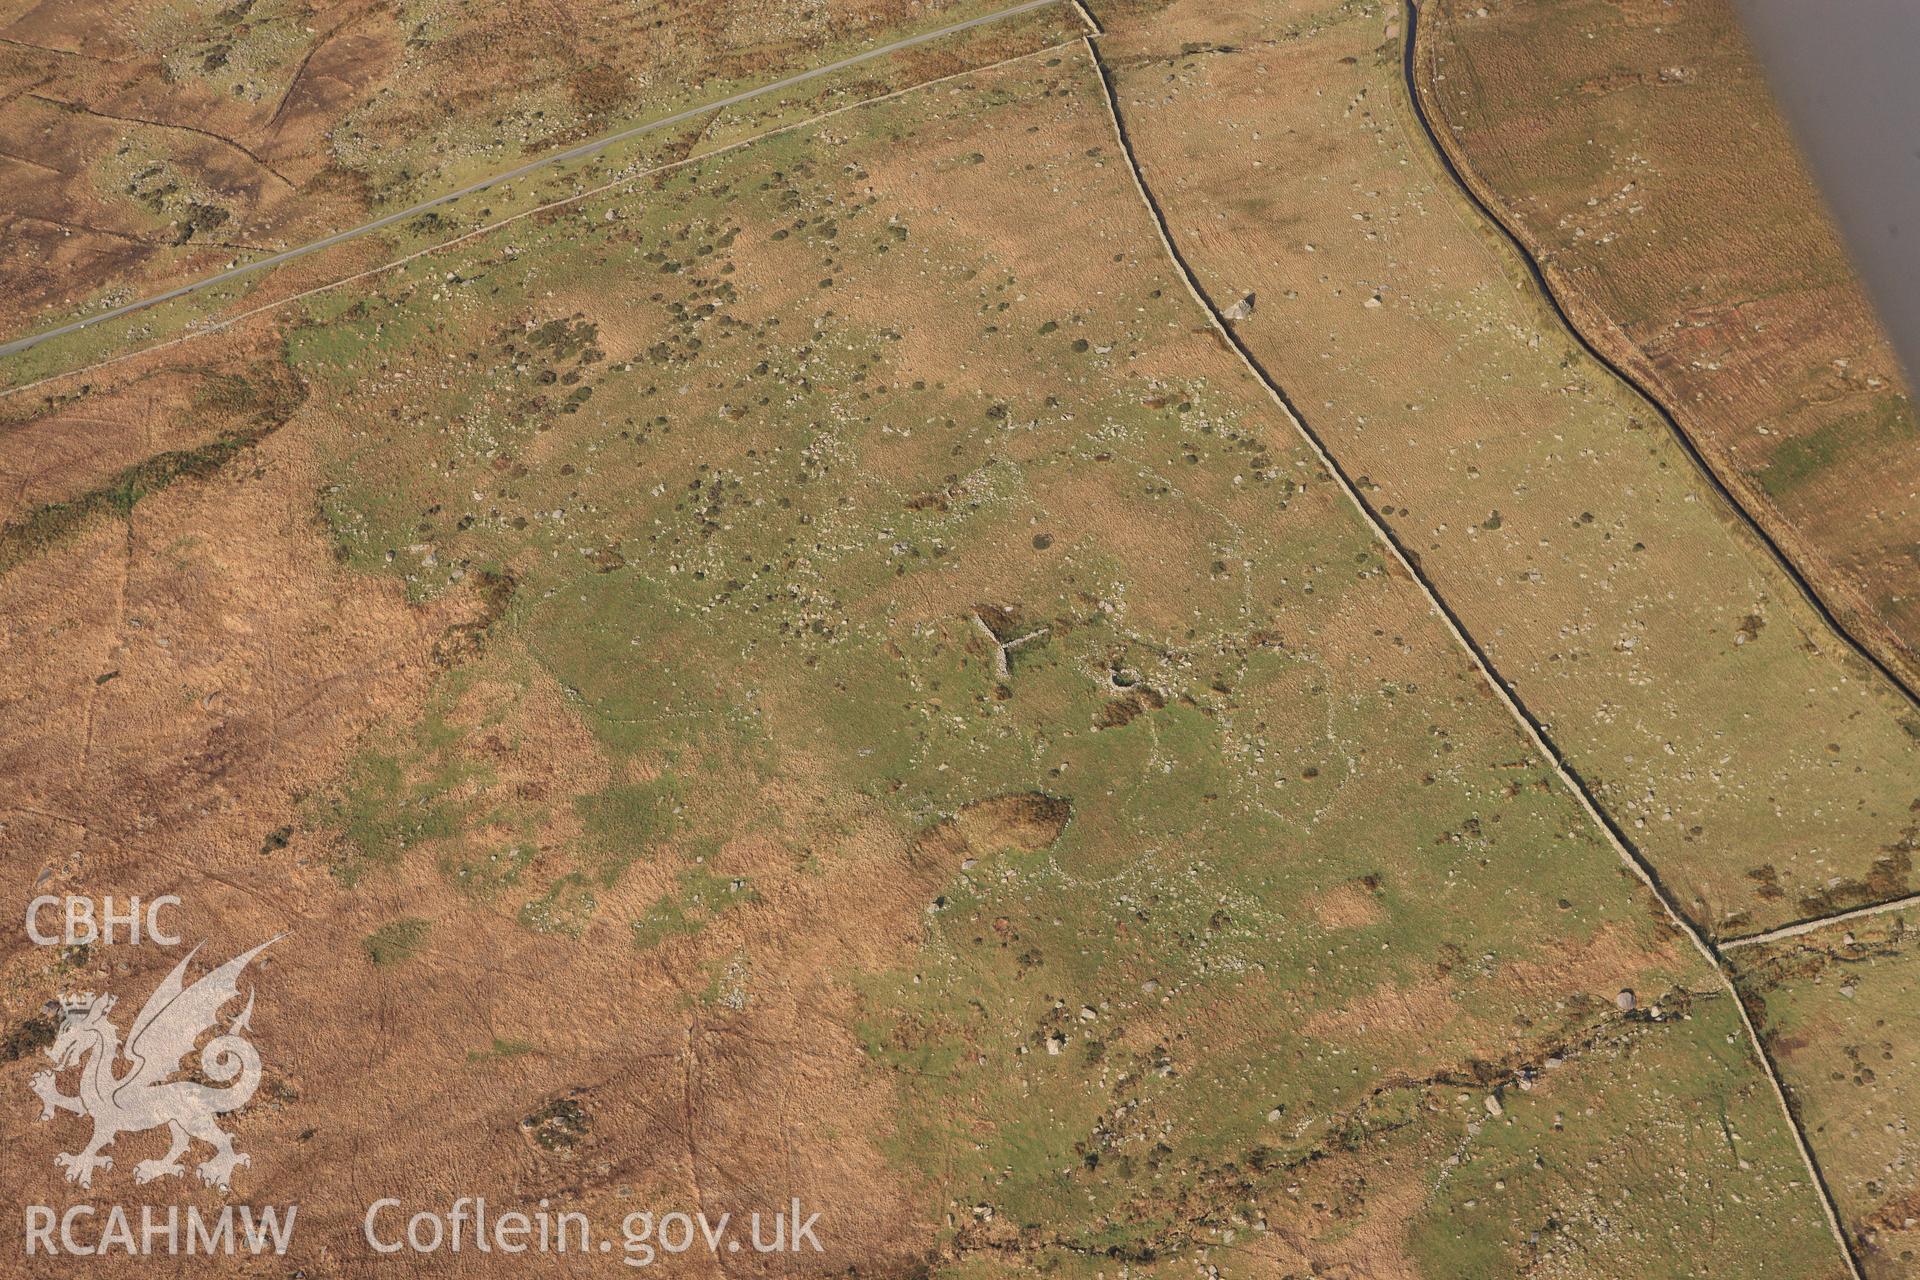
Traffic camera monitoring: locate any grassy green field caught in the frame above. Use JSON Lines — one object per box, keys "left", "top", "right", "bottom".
{"left": 264, "top": 42, "right": 1837, "bottom": 1272}
{"left": 1417, "top": 0, "right": 1920, "bottom": 682}
{"left": 1094, "top": 0, "right": 1920, "bottom": 940}
{"left": 0, "top": 6, "right": 1880, "bottom": 1275}
{"left": 1734, "top": 913, "right": 1920, "bottom": 1278}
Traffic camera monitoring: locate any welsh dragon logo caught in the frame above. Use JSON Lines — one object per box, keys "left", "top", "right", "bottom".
{"left": 29, "top": 937, "right": 280, "bottom": 1189}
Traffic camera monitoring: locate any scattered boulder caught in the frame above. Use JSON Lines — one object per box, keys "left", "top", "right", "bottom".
{"left": 523, "top": 1093, "right": 591, "bottom": 1152}
{"left": 1222, "top": 293, "right": 1256, "bottom": 321}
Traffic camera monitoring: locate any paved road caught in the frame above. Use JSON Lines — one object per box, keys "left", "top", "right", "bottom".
{"left": 0, "top": 0, "right": 1062, "bottom": 362}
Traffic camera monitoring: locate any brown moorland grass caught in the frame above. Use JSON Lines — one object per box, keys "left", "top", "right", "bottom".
{"left": 0, "top": 336, "right": 310, "bottom": 569}
{"left": 0, "top": 375, "right": 480, "bottom": 893}
{"left": 1415, "top": 0, "right": 1920, "bottom": 692}
{"left": 1093, "top": 0, "right": 1920, "bottom": 939}
{"left": 0, "top": 380, "right": 932, "bottom": 1278}
{"left": 0, "top": 39, "right": 1846, "bottom": 1279}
